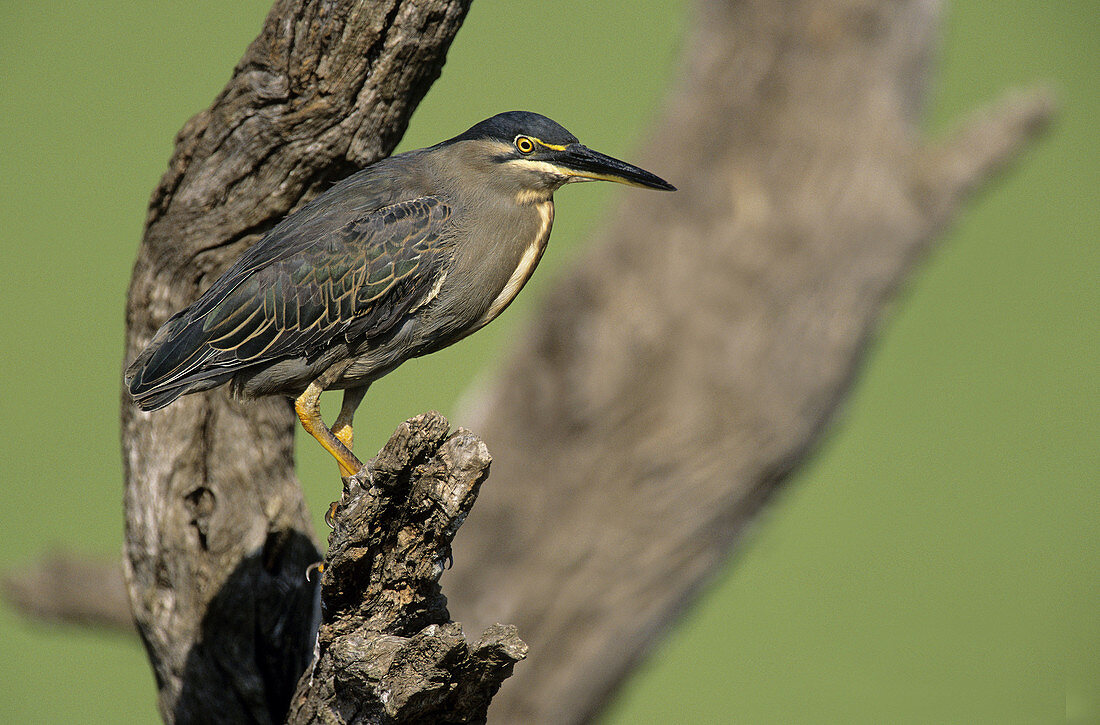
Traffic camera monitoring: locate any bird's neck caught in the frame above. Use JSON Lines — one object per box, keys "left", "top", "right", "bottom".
{"left": 513, "top": 187, "right": 555, "bottom": 206}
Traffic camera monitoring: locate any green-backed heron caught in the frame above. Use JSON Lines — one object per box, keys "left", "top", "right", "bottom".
{"left": 126, "top": 111, "right": 675, "bottom": 476}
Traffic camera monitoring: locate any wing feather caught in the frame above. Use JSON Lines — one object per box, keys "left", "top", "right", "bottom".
{"left": 126, "top": 195, "right": 453, "bottom": 409}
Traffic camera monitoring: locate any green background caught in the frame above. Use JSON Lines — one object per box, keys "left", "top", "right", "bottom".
{"left": 0, "top": 1, "right": 1095, "bottom": 722}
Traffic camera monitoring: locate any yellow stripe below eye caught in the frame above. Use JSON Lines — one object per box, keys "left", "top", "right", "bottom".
{"left": 507, "top": 159, "right": 573, "bottom": 176}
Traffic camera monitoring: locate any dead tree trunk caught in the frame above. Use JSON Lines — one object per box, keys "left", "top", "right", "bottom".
{"left": 120, "top": 2, "right": 473, "bottom": 722}
{"left": 287, "top": 413, "right": 526, "bottom": 723}
{"left": 442, "top": 1, "right": 1053, "bottom": 722}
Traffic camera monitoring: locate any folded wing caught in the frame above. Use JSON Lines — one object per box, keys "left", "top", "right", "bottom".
{"left": 126, "top": 196, "right": 452, "bottom": 410}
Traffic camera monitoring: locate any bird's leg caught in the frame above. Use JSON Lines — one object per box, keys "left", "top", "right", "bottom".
{"left": 331, "top": 385, "right": 369, "bottom": 451}
{"left": 294, "top": 382, "right": 362, "bottom": 478}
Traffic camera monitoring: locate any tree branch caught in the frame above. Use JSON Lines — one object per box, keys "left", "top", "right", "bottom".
{"left": 444, "top": 1, "right": 1056, "bottom": 722}
{"left": 2, "top": 553, "right": 131, "bottom": 631}
{"left": 121, "top": 2, "right": 471, "bottom": 722}
{"left": 921, "top": 86, "right": 1055, "bottom": 217}
{"left": 287, "top": 413, "right": 526, "bottom": 723}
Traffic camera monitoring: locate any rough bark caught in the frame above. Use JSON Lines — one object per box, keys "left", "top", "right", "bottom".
{"left": 286, "top": 412, "right": 526, "bottom": 724}
{"left": 120, "top": 2, "right": 471, "bottom": 723}
{"left": 443, "top": 1, "right": 1054, "bottom": 722}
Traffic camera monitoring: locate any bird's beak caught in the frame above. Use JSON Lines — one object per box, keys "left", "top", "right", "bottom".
{"left": 552, "top": 144, "right": 676, "bottom": 191}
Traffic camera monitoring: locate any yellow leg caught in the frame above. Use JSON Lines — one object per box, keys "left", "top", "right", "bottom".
{"left": 294, "top": 382, "right": 362, "bottom": 477}
{"left": 331, "top": 385, "right": 368, "bottom": 451}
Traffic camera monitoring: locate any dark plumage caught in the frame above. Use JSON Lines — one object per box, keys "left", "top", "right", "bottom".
{"left": 126, "top": 111, "right": 674, "bottom": 475}
{"left": 127, "top": 196, "right": 451, "bottom": 409}
{"left": 445, "top": 111, "right": 578, "bottom": 147}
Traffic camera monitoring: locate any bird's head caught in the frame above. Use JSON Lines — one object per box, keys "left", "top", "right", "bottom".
{"left": 441, "top": 111, "right": 675, "bottom": 203}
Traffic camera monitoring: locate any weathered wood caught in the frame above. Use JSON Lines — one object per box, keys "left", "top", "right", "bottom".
{"left": 443, "top": 1, "right": 1054, "bottom": 722}
{"left": 120, "top": 2, "right": 471, "bottom": 722}
{"left": 286, "top": 413, "right": 526, "bottom": 724}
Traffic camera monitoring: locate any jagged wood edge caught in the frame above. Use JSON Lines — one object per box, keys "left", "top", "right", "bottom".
{"left": 286, "top": 412, "right": 526, "bottom": 724}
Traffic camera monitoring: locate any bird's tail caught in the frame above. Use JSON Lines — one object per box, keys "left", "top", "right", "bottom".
{"left": 125, "top": 311, "right": 234, "bottom": 411}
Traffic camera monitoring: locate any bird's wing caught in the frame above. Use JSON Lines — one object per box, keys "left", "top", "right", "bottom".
{"left": 203, "top": 195, "right": 452, "bottom": 361}
{"left": 129, "top": 196, "right": 452, "bottom": 397}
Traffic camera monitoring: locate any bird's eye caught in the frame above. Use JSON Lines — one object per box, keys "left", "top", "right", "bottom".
{"left": 515, "top": 136, "right": 536, "bottom": 154}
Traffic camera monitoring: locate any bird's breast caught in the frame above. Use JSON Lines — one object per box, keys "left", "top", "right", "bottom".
{"left": 475, "top": 200, "right": 554, "bottom": 329}
{"left": 337, "top": 198, "right": 554, "bottom": 385}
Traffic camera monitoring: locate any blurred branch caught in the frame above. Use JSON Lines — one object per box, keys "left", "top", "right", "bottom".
{"left": 445, "top": 1, "right": 1056, "bottom": 722}
{"left": 2, "top": 553, "right": 131, "bottom": 631}
{"left": 920, "top": 87, "right": 1056, "bottom": 218}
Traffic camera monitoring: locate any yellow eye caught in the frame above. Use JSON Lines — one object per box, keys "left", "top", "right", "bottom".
{"left": 515, "top": 136, "right": 535, "bottom": 154}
